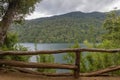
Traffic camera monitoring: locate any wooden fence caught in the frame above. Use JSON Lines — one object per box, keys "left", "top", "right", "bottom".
{"left": 0, "top": 48, "right": 120, "bottom": 78}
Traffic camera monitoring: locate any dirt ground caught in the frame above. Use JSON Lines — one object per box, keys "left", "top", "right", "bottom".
{"left": 0, "top": 71, "right": 120, "bottom": 80}
{"left": 0, "top": 69, "right": 120, "bottom": 80}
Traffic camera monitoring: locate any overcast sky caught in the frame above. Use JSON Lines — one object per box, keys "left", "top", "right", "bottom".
{"left": 26, "top": 0, "right": 120, "bottom": 20}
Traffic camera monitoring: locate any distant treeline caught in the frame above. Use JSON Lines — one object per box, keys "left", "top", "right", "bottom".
{"left": 10, "top": 11, "right": 108, "bottom": 43}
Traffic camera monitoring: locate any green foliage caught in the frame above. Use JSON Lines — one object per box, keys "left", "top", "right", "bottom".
{"left": 82, "top": 11, "right": 120, "bottom": 74}
{"left": 80, "top": 42, "right": 120, "bottom": 75}
{"left": 10, "top": 11, "right": 105, "bottom": 43}
{"left": 0, "top": 32, "right": 30, "bottom": 62}
{"left": 63, "top": 41, "right": 80, "bottom": 64}
{"left": 83, "top": 40, "right": 94, "bottom": 48}
{"left": 103, "top": 11, "right": 120, "bottom": 48}
{"left": 37, "top": 54, "right": 56, "bottom": 73}
{"left": 1, "top": 32, "right": 18, "bottom": 50}
{"left": 35, "top": 43, "right": 55, "bottom": 73}
{"left": 63, "top": 41, "right": 90, "bottom": 73}
{"left": 64, "top": 41, "right": 120, "bottom": 74}
{"left": 0, "top": 0, "right": 41, "bottom": 20}
{"left": 63, "top": 11, "right": 120, "bottom": 75}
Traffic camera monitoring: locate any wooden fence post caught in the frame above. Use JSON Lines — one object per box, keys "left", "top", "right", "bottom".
{"left": 74, "top": 51, "right": 81, "bottom": 78}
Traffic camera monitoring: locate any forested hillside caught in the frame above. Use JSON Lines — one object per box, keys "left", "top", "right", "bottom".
{"left": 10, "top": 11, "right": 107, "bottom": 43}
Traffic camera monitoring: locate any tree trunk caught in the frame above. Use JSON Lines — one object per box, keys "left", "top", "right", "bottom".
{"left": 0, "top": 1, "right": 18, "bottom": 47}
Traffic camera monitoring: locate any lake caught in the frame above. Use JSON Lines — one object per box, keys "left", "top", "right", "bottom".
{"left": 20, "top": 43, "right": 85, "bottom": 72}
{"left": 20, "top": 43, "right": 85, "bottom": 62}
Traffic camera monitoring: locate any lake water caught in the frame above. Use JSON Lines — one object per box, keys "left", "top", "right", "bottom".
{"left": 20, "top": 43, "right": 85, "bottom": 73}
{"left": 20, "top": 43, "right": 85, "bottom": 62}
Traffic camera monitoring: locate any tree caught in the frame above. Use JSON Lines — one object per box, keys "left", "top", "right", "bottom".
{"left": 0, "top": 0, "right": 41, "bottom": 46}
{"left": 0, "top": 32, "right": 30, "bottom": 62}
{"left": 103, "top": 11, "right": 120, "bottom": 48}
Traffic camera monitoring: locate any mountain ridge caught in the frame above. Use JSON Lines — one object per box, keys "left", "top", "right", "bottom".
{"left": 10, "top": 11, "right": 118, "bottom": 43}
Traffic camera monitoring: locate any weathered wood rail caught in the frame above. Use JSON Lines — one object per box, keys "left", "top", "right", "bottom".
{"left": 0, "top": 48, "right": 120, "bottom": 78}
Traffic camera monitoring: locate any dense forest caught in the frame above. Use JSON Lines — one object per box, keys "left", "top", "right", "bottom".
{"left": 9, "top": 11, "right": 119, "bottom": 43}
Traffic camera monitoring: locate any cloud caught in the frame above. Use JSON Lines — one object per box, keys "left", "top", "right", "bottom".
{"left": 36, "top": 0, "right": 119, "bottom": 14}
{"left": 25, "top": 12, "right": 52, "bottom": 20}
{"left": 27, "top": 0, "right": 120, "bottom": 19}
{"left": 102, "top": 0, "right": 120, "bottom": 11}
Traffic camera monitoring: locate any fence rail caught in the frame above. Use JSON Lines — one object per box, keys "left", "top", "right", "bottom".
{"left": 0, "top": 48, "right": 120, "bottom": 55}
{"left": 0, "top": 48, "right": 120, "bottom": 78}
